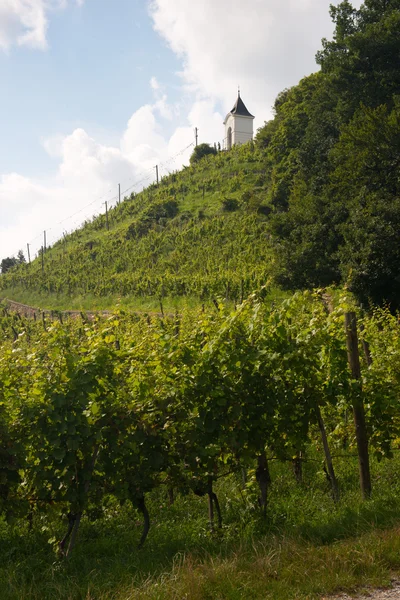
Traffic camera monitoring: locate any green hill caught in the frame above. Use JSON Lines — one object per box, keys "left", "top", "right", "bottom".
{"left": 0, "top": 143, "right": 279, "bottom": 310}
{"left": 2, "top": 0, "right": 400, "bottom": 312}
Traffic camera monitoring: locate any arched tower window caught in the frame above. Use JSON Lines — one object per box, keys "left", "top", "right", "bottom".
{"left": 227, "top": 127, "right": 232, "bottom": 150}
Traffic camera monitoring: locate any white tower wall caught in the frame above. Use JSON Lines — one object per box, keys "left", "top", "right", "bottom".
{"left": 232, "top": 115, "right": 254, "bottom": 146}
{"left": 223, "top": 93, "right": 255, "bottom": 150}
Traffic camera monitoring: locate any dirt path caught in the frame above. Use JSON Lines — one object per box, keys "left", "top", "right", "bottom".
{"left": 324, "top": 581, "right": 400, "bottom": 599}
{"left": 1, "top": 298, "right": 111, "bottom": 320}
{"left": 1, "top": 297, "right": 168, "bottom": 320}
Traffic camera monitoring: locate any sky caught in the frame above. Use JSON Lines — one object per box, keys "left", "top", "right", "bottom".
{"left": 0, "top": 0, "right": 363, "bottom": 261}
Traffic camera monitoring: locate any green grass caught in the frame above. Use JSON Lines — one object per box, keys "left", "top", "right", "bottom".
{"left": 0, "top": 144, "right": 274, "bottom": 306}
{"left": 0, "top": 287, "right": 202, "bottom": 313}
{"left": 0, "top": 285, "right": 289, "bottom": 313}
{"left": 3, "top": 451, "right": 400, "bottom": 599}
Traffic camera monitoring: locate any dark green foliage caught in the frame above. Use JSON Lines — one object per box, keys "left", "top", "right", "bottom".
{"left": 339, "top": 197, "right": 400, "bottom": 308}
{"left": 331, "top": 102, "right": 400, "bottom": 308}
{"left": 221, "top": 198, "right": 240, "bottom": 212}
{"left": 1, "top": 251, "right": 25, "bottom": 274}
{"left": 254, "top": 0, "right": 400, "bottom": 309}
{"left": 317, "top": 0, "right": 400, "bottom": 117}
{"left": 0, "top": 257, "right": 17, "bottom": 274}
{"left": 190, "top": 143, "right": 217, "bottom": 164}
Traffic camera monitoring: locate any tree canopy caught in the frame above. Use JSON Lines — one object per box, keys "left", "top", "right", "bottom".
{"left": 190, "top": 143, "right": 217, "bottom": 164}
{"left": 256, "top": 0, "right": 400, "bottom": 310}
{"left": 1, "top": 257, "right": 18, "bottom": 274}
{"left": 1, "top": 251, "right": 25, "bottom": 274}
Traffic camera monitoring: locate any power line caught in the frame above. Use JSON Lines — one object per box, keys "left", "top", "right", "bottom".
{"left": 3, "top": 141, "right": 195, "bottom": 261}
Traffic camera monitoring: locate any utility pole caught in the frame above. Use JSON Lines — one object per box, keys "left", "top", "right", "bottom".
{"left": 118, "top": 183, "right": 121, "bottom": 205}
{"left": 43, "top": 230, "right": 47, "bottom": 253}
{"left": 105, "top": 201, "right": 109, "bottom": 231}
{"left": 155, "top": 165, "right": 159, "bottom": 185}
{"left": 26, "top": 243, "right": 31, "bottom": 265}
{"left": 195, "top": 127, "right": 199, "bottom": 147}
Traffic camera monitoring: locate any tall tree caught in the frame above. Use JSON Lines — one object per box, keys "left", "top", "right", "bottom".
{"left": 256, "top": 0, "right": 400, "bottom": 308}
{"left": 0, "top": 257, "right": 17, "bottom": 274}
{"left": 317, "top": 0, "right": 400, "bottom": 117}
{"left": 332, "top": 102, "right": 400, "bottom": 309}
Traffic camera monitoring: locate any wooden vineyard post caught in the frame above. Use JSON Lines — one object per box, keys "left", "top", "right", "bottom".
{"left": 315, "top": 403, "right": 340, "bottom": 502}
{"left": 105, "top": 201, "right": 109, "bottom": 231}
{"left": 359, "top": 323, "right": 373, "bottom": 367}
{"left": 344, "top": 312, "right": 372, "bottom": 499}
{"left": 256, "top": 452, "right": 271, "bottom": 515}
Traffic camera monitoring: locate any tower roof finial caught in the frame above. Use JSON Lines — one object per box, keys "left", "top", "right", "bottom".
{"left": 238, "top": 85, "right": 240, "bottom": 97}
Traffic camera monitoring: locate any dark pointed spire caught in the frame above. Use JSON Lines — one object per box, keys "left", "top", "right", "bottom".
{"left": 230, "top": 92, "right": 254, "bottom": 118}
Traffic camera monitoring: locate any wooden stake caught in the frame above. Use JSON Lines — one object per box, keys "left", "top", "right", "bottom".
{"left": 345, "top": 312, "right": 372, "bottom": 499}
{"left": 359, "top": 323, "right": 373, "bottom": 367}
{"left": 315, "top": 404, "right": 339, "bottom": 502}
{"left": 105, "top": 201, "right": 109, "bottom": 231}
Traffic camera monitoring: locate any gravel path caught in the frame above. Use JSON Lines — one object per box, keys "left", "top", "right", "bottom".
{"left": 325, "top": 581, "right": 400, "bottom": 599}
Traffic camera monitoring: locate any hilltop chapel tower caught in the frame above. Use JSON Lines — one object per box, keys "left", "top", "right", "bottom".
{"left": 223, "top": 91, "right": 255, "bottom": 150}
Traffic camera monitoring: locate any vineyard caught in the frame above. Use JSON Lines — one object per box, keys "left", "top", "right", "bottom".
{"left": 1, "top": 290, "right": 400, "bottom": 568}
{"left": 1, "top": 1, "right": 400, "bottom": 596}
{"left": 0, "top": 143, "right": 275, "bottom": 308}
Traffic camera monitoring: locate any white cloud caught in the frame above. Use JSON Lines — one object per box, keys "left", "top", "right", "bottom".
{"left": 0, "top": 95, "right": 195, "bottom": 259}
{"left": 41, "top": 134, "right": 65, "bottom": 158}
{"left": 0, "top": 0, "right": 84, "bottom": 51}
{"left": 150, "top": 76, "right": 160, "bottom": 91}
{"left": 168, "top": 99, "right": 223, "bottom": 157}
{"left": 149, "top": 0, "right": 363, "bottom": 127}
{"left": 122, "top": 104, "right": 167, "bottom": 168}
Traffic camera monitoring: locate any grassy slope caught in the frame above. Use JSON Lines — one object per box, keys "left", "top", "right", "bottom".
{"left": 0, "top": 144, "right": 277, "bottom": 311}
{"left": 3, "top": 451, "right": 400, "bottom": 600}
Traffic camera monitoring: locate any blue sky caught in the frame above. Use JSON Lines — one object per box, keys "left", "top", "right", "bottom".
{"left": 0, "top": 0, "right": 183, "bottom": 177}
{"left": 0, "top": 0, "right": 363, "bottom": 260}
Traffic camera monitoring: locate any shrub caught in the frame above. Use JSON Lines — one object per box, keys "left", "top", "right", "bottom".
{"left": 221, "top": 198, "right": 240, "bottom": 212}
{"left": 190, "top": 143, "right": 217, "bottom": 165}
